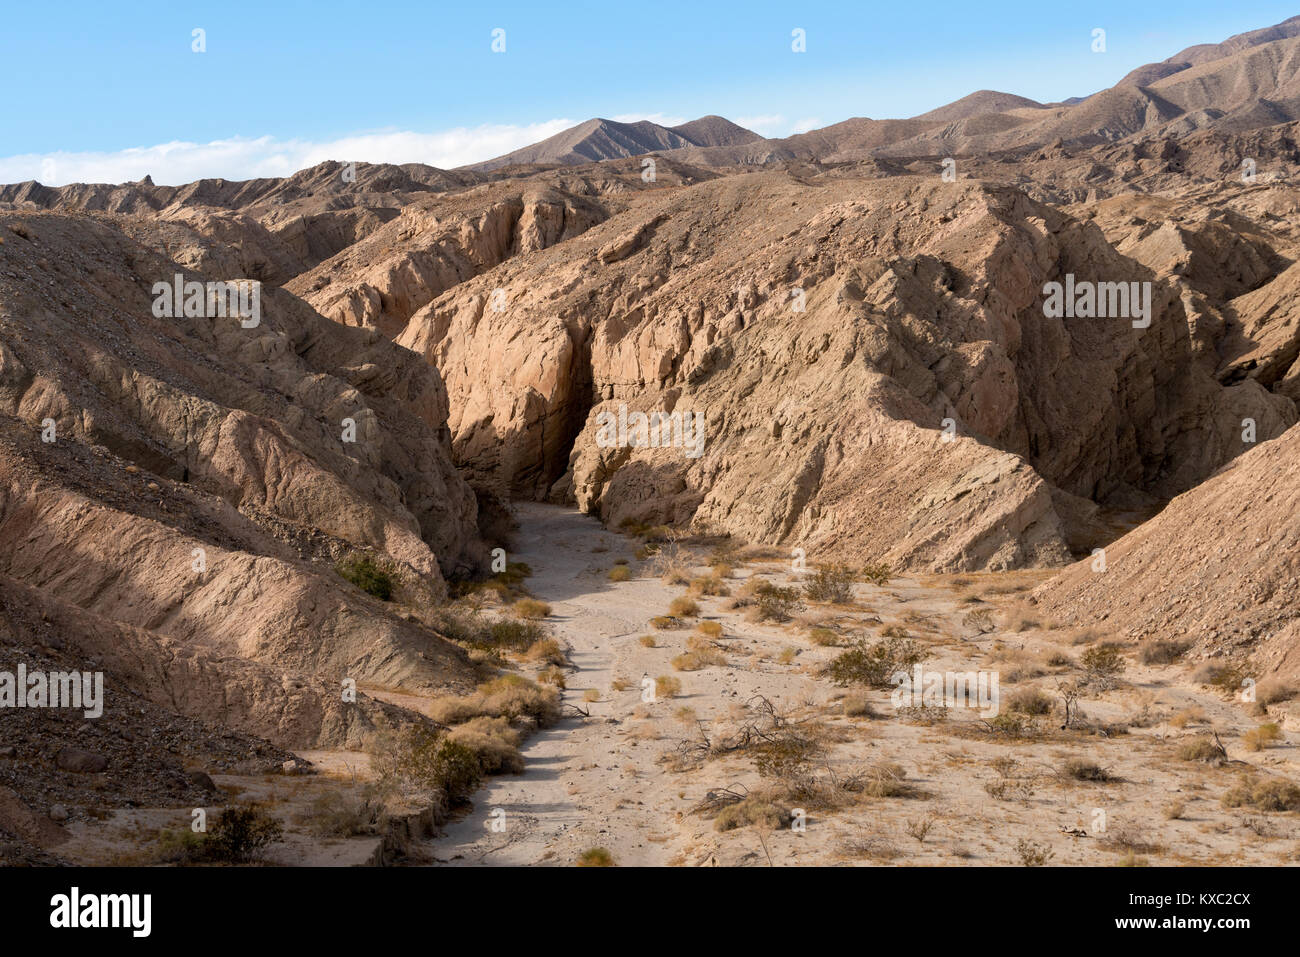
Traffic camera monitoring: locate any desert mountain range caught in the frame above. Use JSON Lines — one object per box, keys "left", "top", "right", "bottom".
{"left": 4, "top": 16, "right": 1300, "bottom": 863}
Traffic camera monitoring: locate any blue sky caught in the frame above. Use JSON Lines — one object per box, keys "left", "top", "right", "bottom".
{"left": 1, "top": 1, "right": 1296, "bottom": 184}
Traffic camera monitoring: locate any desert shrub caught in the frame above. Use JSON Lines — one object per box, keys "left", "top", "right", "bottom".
{"left": 428, "top": 675, "right": 561, "bottom": 726}
{"left": 710, "top": 562, "right": 734, "bottom": 579}
{"left": 467, "top": 618, "right": 546, "bottom": 652}
{"left": 1257, "top": 680, "right": 1297, "bottom": 706}
{"left": 1163, "top": 800, "right": 1186, "bottom": 820}
{"left": 375, "top": 726, "right": 482, "bottom": 804}
{"left": 777, "top": 646, "right": 797, "bottom": 665}
{"left": 638, "top": 635, "right": 656, "bottom": 648}
{"left": 841, "top": 691, "right": 874, "bottom": 717}
{"left": 648, "top": 537, "right": 697, "bottom": 584}
{"left": 304, "top": 789, "right": 385, "bottom": 837}
{"left": 538, "top": 665, "right": 566, "bottom": 689}
{"left": 655, "top": 675, "right": 682, "bottom": 698}
{"left": 447, "top": 716, "right": 524, "bottom": 774}
{"left": 1169, "top": 707, "right": 1205, "bottom": 729}
{"left": 1015, "top": 839, "right": 1054, "bottom": 866}
{"left": 858, "top": 562, "right": 892, "bottom": 586}
{"left": 525, "top": 638, "right": 566, "bottom": 665}
{"left": 808, "top": 627, "right": 839, "bottom": 647}
{"left": 513, "top": 598, "right": 552, "bottom": 620}
{"left": 1221, "top": 775, "right": 1300, "bottom": 812}
{"left": 576, "top": 847, "right": 615, "bottom": 866}
{"left": 859, "top": 762, "right": 913, "bottom": 798}
{"left": 672, "top": 641, "right": 726, "bottom": 671}
{"left": 803, "top": 564, "right": 855, "bottom": 604}
{"left": 204, "top": 805, "right": 285, "bottom": 863}
{"left": 962, "top": 608, "right": 997, "bottom": 634}
{"left": 1007, "top": 687, "right": 1054, "bottom": 716}
{"left": 1138, "top": 639, "right": 1188, "bottom": 665}
{"left": 1080, "top": 643, "right": 1127, "bottom": 688}
{"left": 155, "top": 828, "right": 209, "bottom": 863}
{"left": 1243, "top": 723, "right": 1283, "bottom": 752}
{"left": 826, "top": 635, "right": 923, "bottom": 689}
{"left": 650, "top": 615, "right": 682, "bottom": 630}
{"left": 669, "top": 596, "right": 700, "bottom": 618}
{"left": 336, "top": 554, "right": 394, "bottom": 601}
{"left": 582, "top": 688, "right": 600, "bottom": 703}
{"left": 608, "top": 565, "right": 632, "bottom": 582}
{"left": 696, "top": 620, "right": 723, "bottom": 639}
{"left": 1178, "top": 735, "right": 1226, "bottom": 763}
{"left": 689, "top": 575, "right": 730, "bottom": 597}
{"left": 715, "top": 796, "right": 791, "bottom": 832}
{"left": 1191, "top": 662, "right": 1248, "bottom": 692}
{"left": 985, "top": 712, "right": 1034, "bottom": 736}
{"left": 753, "top": 583, "right": 805, "bottom": 622}
{"left": 1062, "top": 758, "right": 1113, "bottom": 782}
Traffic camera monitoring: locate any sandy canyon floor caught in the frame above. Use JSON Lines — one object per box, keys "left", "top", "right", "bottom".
{"left": 52, "top": 504, "right": 1299, "bottom": 867}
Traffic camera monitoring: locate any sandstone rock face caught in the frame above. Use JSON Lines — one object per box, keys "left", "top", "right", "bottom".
{"left": 393, "top": 173, "right": 1293, "bottom": 570}
{"left": 288, "top": 163, "right": 713, "bottom": 339}
{"left": 0, "top": 210, "right": 482, "bottom": 749}
{"left": 1035, "top": 423, "right": 1300, "bottom": 681}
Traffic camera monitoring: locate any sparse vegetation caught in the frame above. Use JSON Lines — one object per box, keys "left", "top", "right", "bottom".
{"left": 750, "top": 582, "right": 805, "bottom": 622}
{"left": 858, "top": 562, "right": 892, "bottom": 586}
{"left": 373, "top": 726, "right": 482, "bottom": 805}
{"left": 1178, "top": 735, "right": 1227, "bottom": 764}
{"left": 669, "top": 596, "right": 700, "bottom": 618}
{"left": 1061, "top": 758, "right": 1113, "bottom": 782}
{"left": 1138, "top": 638, "right": 1188, "bottom": 665}
{"left": 826, "top": 633, "right": 923, "bottom": 689}
{"left": 807, "top": 626, "right": 839, "bottom": 647}
{"left": 1015, "top": 838, "right": 1054, "bottom": 866}
{"left": 696, "top": 620, "right": 723, "bottom": 639}
{"left": 655, "top": 675, "right": 682, "bottom": 698}
{"left": 1080, "top": 643, "right": 1127, "bottom": 688}
{"left": 608, "top": 565, "right": 632, "bottom": 582}
{"left": 803, "top": 564, "right": 855, "bottom": 604}
{"left": 513, "top": 598, "right": 552, "bottom": 620}
{"left": 1243, "top": 722, "right": 1283, "bottom": 752}
{"left": 1221, "top": 775, "right": 1300, "bottom": 812}
{"left": 336, "top": 554, "right": 395, "bottom": 601}
{"left": 576, "top": 847, "right": 615, "bottom": 866}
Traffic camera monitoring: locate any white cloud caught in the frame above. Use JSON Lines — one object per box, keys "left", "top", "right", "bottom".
{"left": 0, "top": 120, "right": 577, "bottom": 187}
{"left": 735, "top": 114, "right": 788, "bottom": 136}
{"left": 789, "top": 117, "right": 824, "bottom": 135}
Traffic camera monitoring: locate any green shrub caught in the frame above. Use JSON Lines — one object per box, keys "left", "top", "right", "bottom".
{"left": 1080, "top": 643, "right": 1127, "bottom": 688}
{"left": 859, "top": 562, "right": 893, "bottom": 586}
{"left": 204, "top": 805, "right": 285, "bottom": 862}
{"left": 375, "top": 726, "right": 482, "bottom": 804}
{"left": 827, "top": 635, "right": 923, "bottom": 689}
{"left": 336, "top": 554, "right": 394, "bottom": 601}
{"left": 754, "top": 583, "right": 805, "bottom": 622}
{"left": 803, "top": 564, "right": 855, "bottom": 603}
{"left": 576, "top": 847, "right": 615, "bottom": 866}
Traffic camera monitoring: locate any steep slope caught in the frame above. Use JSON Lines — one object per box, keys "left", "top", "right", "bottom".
{"left": 392, "top": 171, "right": 1291, "bottom": 570}
{"left": 288, "top": 159, "right": 716, "bottom": 338}
{"left": 0, "top": 210, "right": 487, "bottom": 752}
{"left": 1035, "top": 422, "right": 1300, "bottom": 680}
{"left": 1117, "top": 15, "right": 1300, "bottom": 87}
{"left": 467, "top": 116, "right": 760, "bottom": 172}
